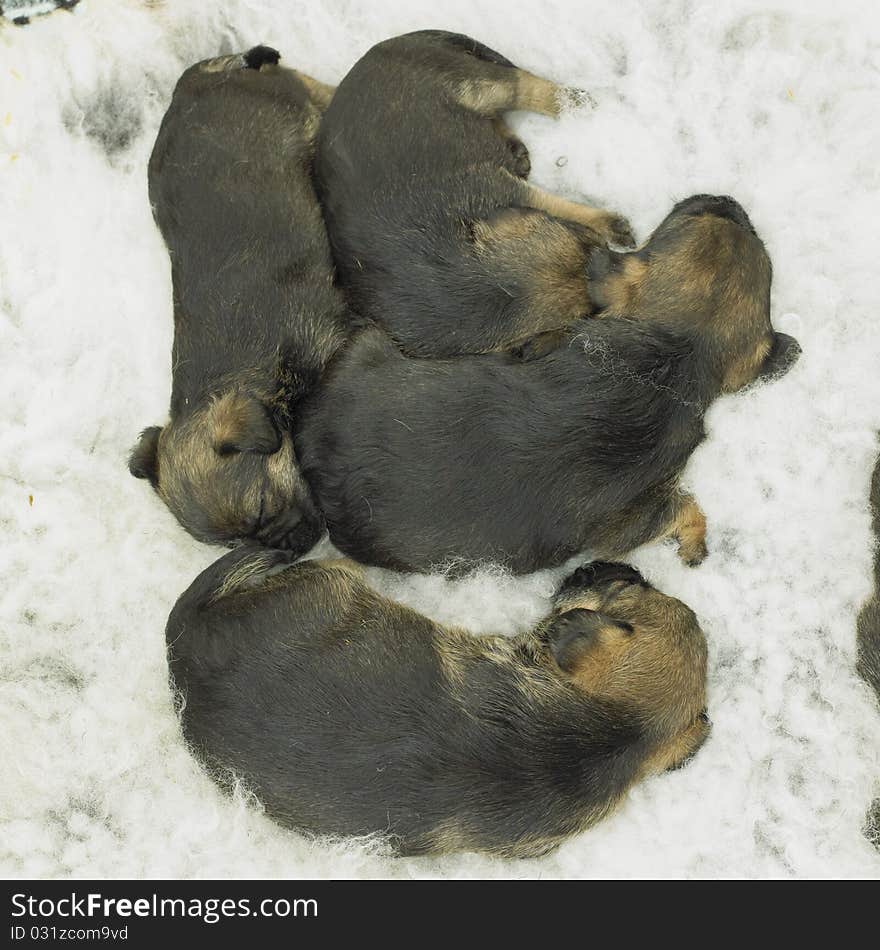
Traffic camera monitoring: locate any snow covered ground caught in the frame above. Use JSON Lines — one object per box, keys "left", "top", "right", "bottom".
{"left": 1, "top": 0, "right": 879, "bottom": 879}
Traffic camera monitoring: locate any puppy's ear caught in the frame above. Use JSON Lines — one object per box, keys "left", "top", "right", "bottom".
{"left": 546, "top": 608, "right": 633, "bottom": 674}
{"left": 211, "top": 392, "right": 281, "bottom": 456}
{"left": 759, "top": 332, "right": 801, "bottom": 380}
{"left": 129, "top": 426, "right": 162, "bottom": 487}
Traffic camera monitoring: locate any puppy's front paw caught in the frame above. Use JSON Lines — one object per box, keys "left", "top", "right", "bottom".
{"left": 677, "top": 538, "right": 708, "bottom": 568}
{"left": 597, "top": 212, "right": 636, "bottom": 249}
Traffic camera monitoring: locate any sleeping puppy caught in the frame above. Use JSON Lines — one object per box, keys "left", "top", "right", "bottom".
{"left": 129, "top": 47, "right": 349, "bottom": 549}
{"left": 297, "top": 194, "right": 801, "bottom": 574}
{"left": 314, "top": 29, "right": 634, "bottom": 360}
{"left": 857, "top": 445, "right": 880, "bottom": 848}
{"left": 167, "top": 546, "right": 709, "bottom": 858}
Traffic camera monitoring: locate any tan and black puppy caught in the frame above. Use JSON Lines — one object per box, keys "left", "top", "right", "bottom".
{"left": 857, "top": 446, "right": 880, "bottom": 848}
{"left": 297, "top": 195, "right": 801, "bottom": 574}
{"left": 167, "top": 548, "right": 709, "bottom": 858}
{"left": 314, "top": 29, "right": 634, "bottom": 360}
{"left": 129, "top": 47, "right": 350, "bottom": 548}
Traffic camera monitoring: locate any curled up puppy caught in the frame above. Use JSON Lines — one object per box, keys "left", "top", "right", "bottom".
{"left": 297, "top": 193, "right": 801, "bottom": 574}
{"left": 315, "top": 29, "right": 635, "bottom": 359}
{"left": 167, "top": 548, "right": 709, "bottom": 858}
{"left": 129, "top": 47, "right": 349, "bottom": 548}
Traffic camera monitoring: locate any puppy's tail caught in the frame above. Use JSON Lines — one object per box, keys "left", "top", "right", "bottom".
{"left": 195, "top": 46, "right": 281, "bottom": 77}
{"left": 243, "top": 45, "right": 281, "bottom": 70}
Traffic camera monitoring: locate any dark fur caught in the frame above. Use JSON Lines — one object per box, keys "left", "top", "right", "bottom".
{"left": 857, "top": 446, "right": 880, "bottom": 848}
{"left": 167, "top": 549, "right": 708, "bottom": 857}
{"left": 129, "top": 48, "right": 352, "bottom": 546}
{"left": 297, "top": 199, "right": 800, "bottom": 574}
{"left": 314, "top": 29, "right": 633, "bottom": 359}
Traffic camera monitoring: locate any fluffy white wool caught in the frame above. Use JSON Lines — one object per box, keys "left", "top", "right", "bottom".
{"left": 1, "top": 0, "right": 879, "bottom": 879}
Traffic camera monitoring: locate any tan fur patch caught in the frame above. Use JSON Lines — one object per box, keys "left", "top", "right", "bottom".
{"left": 471, "top": 209, "right": 589, "bottom": 336}
{"left": 667, "top": 493, "right": 708, "bottom": 566}
{"left": 593, "top": 256, "right": 648, "bottom": 314}
{"left": 641, "top": 715, "right": 711, "bottom": 776}
{"left": 199, "top": 54, "right": 247, "bottom": 74}
{"left": 456, "top": 70, "right": 561, "bottom": 116}
{"left": 210, "top": 392, "right": 257, "bottom": 452}
{"left": 523, "top": 182, "right": 614, "bottom": 231}
{"left": 293, "top": 71, "right": 336, "bottom": 111}
{"left": 421, "top": 819, "right": 469, "bottom": 856}
{"left": 305, "top": 560, "right": 368, "bottom": 608}
{"left": 320, "top": 557, "right": 365, "bottom": 579}
{"left": 211, "top": 550, "right": 279, "bottom": 603}
{"left": 722, "top": 334, "right": 773, "bottom": 393}
{"left": 514, "top": 71, "right": 563, "bottom": 116}
{"left": 423, "top": 820, "right": 574, "bottom": 860}
{"left": 456, "top": 77, "right": 515, "bottom": 114}
{"left": 435, "top": 632, "right": 475, "bottom": 687}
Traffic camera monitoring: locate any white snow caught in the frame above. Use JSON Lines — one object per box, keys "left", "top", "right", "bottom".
{"left": 1, "top": 0, "right": 879, "bottom": 879}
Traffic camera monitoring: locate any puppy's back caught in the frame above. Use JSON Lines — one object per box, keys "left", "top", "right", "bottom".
{"left": 148, "top": 49, "right": 347, "bottom": 410}
{"left": 297, "top": 322, "right": 705, "bottom": 573}
{"left": 150, "top": 53, "right": 329, "bottom": 291}
{"left": 317, "top": 31, "right": 517, "bottom": 197}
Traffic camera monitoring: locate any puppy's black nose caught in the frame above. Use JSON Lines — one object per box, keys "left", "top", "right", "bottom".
{"left": 558, "top": 561, "right": 648, "bottom": 597}
{"left": 675, "top": 194, "right": 755, "bottom": 234}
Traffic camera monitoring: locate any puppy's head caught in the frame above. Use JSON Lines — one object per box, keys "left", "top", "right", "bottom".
{"left": 590, "top": 194, "right": 800, "bottom": 393}
{"left": 545, "top": 561, "right": 709, "bottom": 770}
{"left": 129, "top": 391, "right": 313, "bottom": 547}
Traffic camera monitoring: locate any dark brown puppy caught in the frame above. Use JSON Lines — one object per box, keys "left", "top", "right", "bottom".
{"left": 314, "top": 29, "right": 634, "bottom": 360}
{"left": 129, "top": 47, "right": 349, "bottom": 548}
{"left": 857, "top": 445, "right": 880, "bottom": 848}
{"left": 167, "top": 547, "right": 708, "bottom": 858}
{"left": 297, "top": 195, "right": 801, "bottom": 574}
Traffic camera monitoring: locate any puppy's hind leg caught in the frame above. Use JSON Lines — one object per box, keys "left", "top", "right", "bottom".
{"left": 413, "top": 29, "right": 563, "bottom": 116}
{"left": 591, "top": 483, "right": 706, "bottom": 567}
{"left": 457, "top": 68, "right": 568, "bottom": 118}
{"left": 199, "top": 46, "right": 281, "bottom": 74}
